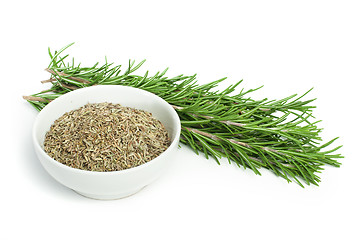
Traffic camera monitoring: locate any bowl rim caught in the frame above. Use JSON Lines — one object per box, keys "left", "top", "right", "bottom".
{"left": 32, "top": 85, "right": 181, "bottom": 176}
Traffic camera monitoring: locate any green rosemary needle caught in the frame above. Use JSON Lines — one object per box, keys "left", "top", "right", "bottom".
{"left": 23, "top": 43, "right": 343, "bottom": 187}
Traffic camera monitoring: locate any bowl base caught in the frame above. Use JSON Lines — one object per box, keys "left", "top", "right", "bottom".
{"left": 74, "top": 187, "right": 145, "bottom": 200}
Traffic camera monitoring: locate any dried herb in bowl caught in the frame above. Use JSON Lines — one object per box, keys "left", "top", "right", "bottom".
{"left": 43, "top": 102, "right": 171, "bottom": 171}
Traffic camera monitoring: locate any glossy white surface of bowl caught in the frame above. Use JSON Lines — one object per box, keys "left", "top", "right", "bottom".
{"left": 32, "top": 85, "right": 181, "bottom": 200}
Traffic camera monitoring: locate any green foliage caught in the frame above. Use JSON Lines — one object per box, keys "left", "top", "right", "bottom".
{"left": 25, "top": 44, "right": 343, "bottom": 187}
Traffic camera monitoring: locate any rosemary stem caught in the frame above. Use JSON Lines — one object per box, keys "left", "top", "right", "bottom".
{"left": 41, "top": 78, "right": 56, "bottom": 83}
{"left": 184, "top": 127, "right": 285, "bottom": 155}
{"left": 45, "top": 68, "right": 91, "bottom": 84}
{"left": 23, "top": 96, "right": 50, "bottom": 102}
{"left": 173, "top": 105, "right": 247, "bottom": 127}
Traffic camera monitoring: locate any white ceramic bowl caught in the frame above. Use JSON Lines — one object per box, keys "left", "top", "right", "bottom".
{"left": 32, "top": 85, "right": 181, "bottom": 200}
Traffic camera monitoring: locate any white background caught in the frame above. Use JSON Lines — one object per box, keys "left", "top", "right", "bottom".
{"left": 1, "top": 1, "right": 360, "bottom": 239}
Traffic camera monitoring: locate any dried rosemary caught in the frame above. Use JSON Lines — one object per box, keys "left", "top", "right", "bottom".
{"left": 43, "top": 103, "right": 171, "bottom": 171}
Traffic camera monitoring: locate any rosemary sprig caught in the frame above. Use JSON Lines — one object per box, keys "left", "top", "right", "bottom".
{"left": 24, "top": 43, "right": 343, "bottom": 187}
